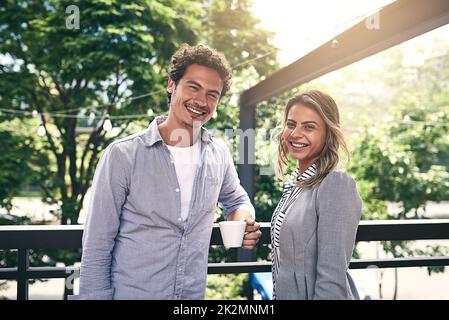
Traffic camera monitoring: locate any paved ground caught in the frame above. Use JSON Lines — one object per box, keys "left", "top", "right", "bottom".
{"left": 351, "top": 240, "right": 449, "bottom": 300}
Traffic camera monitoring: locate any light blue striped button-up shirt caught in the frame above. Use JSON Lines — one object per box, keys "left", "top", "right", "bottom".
{"left": 70, "top": 117, "right": 254, "bottom": 300}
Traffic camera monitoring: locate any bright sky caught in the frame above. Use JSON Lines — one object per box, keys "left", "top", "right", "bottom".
{"left": 252, "top": 0, "right": 396, "bottom": 66}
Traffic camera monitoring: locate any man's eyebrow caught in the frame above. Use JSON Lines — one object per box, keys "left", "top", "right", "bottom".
{"left": 186, "top": 80, "right": 201, "bottom": 87}
{"left": 186, "top": 80, "right": 221, "bottom": 96}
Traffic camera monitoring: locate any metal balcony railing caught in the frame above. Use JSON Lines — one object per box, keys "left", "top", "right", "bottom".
{"left": 1, "top": 219, "right": 449, "bottom": 300}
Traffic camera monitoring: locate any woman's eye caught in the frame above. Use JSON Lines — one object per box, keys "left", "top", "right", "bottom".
{"left": 305, "top": 125, "right": 315, "bottom": 130}
{"left": 286, "top": 123, "right": 295, "bottom": 129}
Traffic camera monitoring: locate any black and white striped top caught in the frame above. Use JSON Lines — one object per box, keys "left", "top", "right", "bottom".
{"left": 270, "top": 164, "right": 317, "bottom": 299}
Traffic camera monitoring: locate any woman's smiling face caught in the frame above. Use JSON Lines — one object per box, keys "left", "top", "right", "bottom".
{"left": 281, "top": 103, "right": 327, "bottom": 172}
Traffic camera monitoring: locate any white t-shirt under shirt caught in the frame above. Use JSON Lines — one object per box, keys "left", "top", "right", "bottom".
{"left": 166, "top": 141, "right": 201, "bottom": 222}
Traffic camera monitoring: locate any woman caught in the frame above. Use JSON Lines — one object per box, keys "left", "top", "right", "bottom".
{"left": 271, "top": 90, "right": 362, "bottom": 300}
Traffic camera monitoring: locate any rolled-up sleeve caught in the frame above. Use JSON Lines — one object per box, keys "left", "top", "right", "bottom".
{"left": 217, "top": 144, "right": 255, "bottom": 220}
{"left": 69, "top": 143, "right": 129, "bottom": 300}
{"left": 313, "top": 172, "right": 362, "bottom": 300}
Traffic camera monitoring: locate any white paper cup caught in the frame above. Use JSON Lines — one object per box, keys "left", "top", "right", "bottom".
{"left": 219, "top": 220, "right": 246, "bottom": 248}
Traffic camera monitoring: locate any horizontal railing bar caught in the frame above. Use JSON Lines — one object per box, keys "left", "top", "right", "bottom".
{"left": 2, "top": 219, "right": 449, "bottom": 249}
{"left": 211, "top": 219, "right": 449, "bottom": 244}
{"left": 208, "top": 262, "right": 272, "bottom": 274}
{"left": 355, "top": 219, "right": 449, "bottom": 241}
{"left": 0, "top": 225, "right": 83, "bottom": 249}
{"left": 208, "top": 257, "right": 449, "bottom": 273}
{"left": 349, "top": 256, "right": 449, "bottom": 269}
{"left": 210, "top": 223, "right": 270, "bottom": 245}
{"left": 0, "top": 268, "right": 18, "bottom": 280}
{"left": 2, "top": 256, "right": 449, "bottom": 279}
{"left": 0, "top": 267, "right": 71, "bottom": 280}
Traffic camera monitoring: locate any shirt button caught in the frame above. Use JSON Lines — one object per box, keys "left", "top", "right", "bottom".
{"left": 175, "top": 188, "right": 180, "bottom": 192}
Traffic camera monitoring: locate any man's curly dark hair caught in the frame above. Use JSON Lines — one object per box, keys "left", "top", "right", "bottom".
{"left": 167, "top": 44, "right": 232, "bottom": 103}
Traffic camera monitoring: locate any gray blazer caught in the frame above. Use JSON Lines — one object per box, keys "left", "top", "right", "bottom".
{"left": 275, "top": 170, "right": 362, "bottom": 300}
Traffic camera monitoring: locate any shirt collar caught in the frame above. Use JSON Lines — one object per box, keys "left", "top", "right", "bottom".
{"left": 294, "top": 163, "right": 317, "bottom": 181}
{"left": 143, "top": 115, "right": 213, "bottom": 147}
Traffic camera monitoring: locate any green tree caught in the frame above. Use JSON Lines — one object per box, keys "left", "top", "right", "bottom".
{"left": 206, "top": 274, "right": 246, "bottom": 299}
{"left": 204, "top": 0, "right": 278, "bottom": 133}
{"left": 204, "top": 0, "right": 277, "bottom": 77}
{"left": 0, "top": 0, "right": 202, "bottom": 225}
{"left": 0, "top": 0, "right": 203, "bottom": 299}
{"left": 348, "top": 104, "right": 449, "bottom": 299}
{"left": 0, "top": 0, "right": 278, "bottom": 299}
{"left": 0, "top": 130, "right": 37, "bottom": 211}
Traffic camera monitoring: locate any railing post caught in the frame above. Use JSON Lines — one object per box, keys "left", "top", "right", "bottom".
{"left": 238, "top": 249, "right": 256, "bottom": 300}
{"left": 17, "top": 249, "right": 29, "bottom": 300}
{"left": 238, "top": 100, "right": 257, "bottom": 300}
{"left": 238, "top": 101, "right": 256, "bottom": 208}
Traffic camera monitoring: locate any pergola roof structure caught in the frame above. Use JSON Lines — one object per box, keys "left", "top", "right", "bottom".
{"left": 238, "top": 0, "right": 449, "bottom": 204}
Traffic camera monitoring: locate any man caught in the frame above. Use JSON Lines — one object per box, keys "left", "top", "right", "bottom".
{"left": 70, "top": 44, "right": 261, "bottom": 300}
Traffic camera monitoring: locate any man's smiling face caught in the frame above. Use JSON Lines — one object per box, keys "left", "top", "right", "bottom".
{"left": 167, "top": 64, "right": 223, "bottom": 129}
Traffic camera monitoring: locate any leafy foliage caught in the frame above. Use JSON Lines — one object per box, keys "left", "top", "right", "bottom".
{"left": 349, "top": 107, "right": 449, "bottom": 219}
{"left": 0, "top": 0, "right": 204, "bottom": 223}
{"left": 348, "top": 104, "right": 449, "bottom": 275}
{"left": 0, "top": 0, "right": 278, "bottom": 299}
{"left": 0, "top": 123, "right": 50, "bottom": 212}
{"left": 206, "top": 274, "right": 247, "bottom": 299}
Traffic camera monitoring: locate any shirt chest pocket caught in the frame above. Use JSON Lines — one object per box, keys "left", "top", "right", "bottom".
{"left": 201, "top": 175, "right": 221, "bottom": 211}
{"left": 197, "top": 155, "right": 225, "bottom": 210}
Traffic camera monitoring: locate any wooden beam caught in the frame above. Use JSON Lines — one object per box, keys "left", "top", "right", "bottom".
{"left": 240, "top": 0, "right": 449, "bottom": 106}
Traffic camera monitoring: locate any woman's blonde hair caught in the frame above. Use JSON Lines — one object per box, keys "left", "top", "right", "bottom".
{"left": 276, "top": 90, "right": 350, "bottom": 188}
